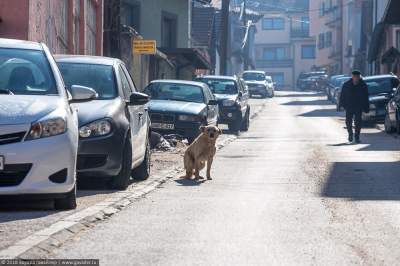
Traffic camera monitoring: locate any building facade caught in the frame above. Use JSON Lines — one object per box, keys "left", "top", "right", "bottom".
{"left": 254, "top": 0, "right": 316, "bottom": 89}
{"left": 0, "top": 0, "right": 103, "bottom": 55}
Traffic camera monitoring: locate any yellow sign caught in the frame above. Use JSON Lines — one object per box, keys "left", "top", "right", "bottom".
{"left": 133, "top": 40, "right": 157, "bottom": 55}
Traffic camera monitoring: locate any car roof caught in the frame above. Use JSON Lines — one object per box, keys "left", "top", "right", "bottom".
{"left": 54, "top": 55, "right": 121, "bottom": 66}
{"left": 243, "top": 70, "right": 265, "bottom": 74}
{"left": 150, "top": 79, "right": 207, "bottom": 88}
{"left": 198, "top": 75, "right": 236, "bottom": 81}
{"left": 0, "top": 38, "right": 43, "bottom": 50}
{"left": 364, "top": 75, "right": 397, "bottom": 81}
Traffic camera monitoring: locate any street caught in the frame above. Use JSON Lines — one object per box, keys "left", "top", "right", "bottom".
{"left": 30, "top": 91, "right": 400, "bottom": 265}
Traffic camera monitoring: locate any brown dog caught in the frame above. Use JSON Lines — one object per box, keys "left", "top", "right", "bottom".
{"left": 184, "top": 125, "right": 221, "bottom": 180}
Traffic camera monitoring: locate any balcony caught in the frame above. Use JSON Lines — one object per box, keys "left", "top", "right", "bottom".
{"left": 291, "top": 28, "right": 310, "bottom": 38}
{"left": 256, "top": 59, "right": 294, "bottom": 68}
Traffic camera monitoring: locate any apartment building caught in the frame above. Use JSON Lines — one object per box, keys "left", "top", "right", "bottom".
{"left": 254, "top": 0, "right": 316, "bottom": 89}
{"left": 309, "top": 0, "right": 343, "bottom": 75}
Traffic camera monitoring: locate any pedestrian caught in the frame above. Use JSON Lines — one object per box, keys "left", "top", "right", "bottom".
{"left": 338, "top": 70, "right": 369, "bottom": 143}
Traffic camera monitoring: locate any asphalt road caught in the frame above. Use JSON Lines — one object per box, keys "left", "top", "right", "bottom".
{"left": 0, "top": 98, "right": 266, "bottom": 252}
{"left": 43, "top": 91, "right": 400, "bottom": 265}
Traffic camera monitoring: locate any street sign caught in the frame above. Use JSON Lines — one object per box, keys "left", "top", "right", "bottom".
{"left": 133, "top": 40, "right": 157, "bottom": 55}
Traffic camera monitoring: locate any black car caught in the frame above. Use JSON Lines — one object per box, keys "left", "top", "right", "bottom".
{"left": 326, "top": 74, "right": 349, "bottom": 101}
{"left": 385, "top": 85, "right": 400, "bottom": 133}
{"left": 144, "top": 80, "right": 218, "bottom": 143}
{"left": 362, "top": 75, "right": 399, "bottom": 123}
{"left": 195, "top": 75, "right": 250, "bottom": 133}
{"left": 56, "top": 55, "right": 151, "bottom": 190}
{"left": 297, "top": 71, "right": 327, "bottom": 91}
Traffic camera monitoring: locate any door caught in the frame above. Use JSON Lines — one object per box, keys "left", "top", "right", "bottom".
{"left": 237, "top": 78, "right": 249, "bottom": 117}
{"left": 203, "top": 86, "right": 218, "bottom": 125}
{"left": 121, "top": 65, "right": 148, "bottom": 163}
{"left": 118, "top": 65, "right": 142, "bottom": 164}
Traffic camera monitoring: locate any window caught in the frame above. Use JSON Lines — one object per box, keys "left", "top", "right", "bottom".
{"left": 267, "top": 73, "right": 284, "bottom": 87}
{"left": 325, "top": 31, "right": 332, "bottom": 47}
{"left": 58, "top": 63, "right": 117, "bottom": 99}
{"left": 119, "top": 66, "right": 132, "bottom": 99}
{"left": 161, "top": 12, "right": 178, "bottom": 48}
{"left": 121, "top": 2, "right": 141, "bottom": 32}
{"left": 301, "top": 16, "right": 310, "bottom": 32}
{"left": 262, "top": 18, "right": 285, "bottom": 30}
{"left": 263, "top": 47, "right": 286, "bottom": 60}
{"left": 301, "top": 45, "right": 316, "bottom": 59}
{"left": 318, "top": 33, "right": 325, "bottom": 49}
{"left": 144, "top": 82, "right": 205, "bottom": 103}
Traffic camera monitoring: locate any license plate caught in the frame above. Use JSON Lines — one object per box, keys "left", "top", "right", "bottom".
{"left": 151, "top": 123, "right": 175, "bottom": 130}
{"left": 0, "top": 156, "right": 4, "bottom": 171}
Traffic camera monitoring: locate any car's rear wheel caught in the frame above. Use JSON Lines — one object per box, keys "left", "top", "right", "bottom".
{"left": 133, "top": 139, "right": 151, "bottom": 181}
{"left": 384, "top": 113, "right": 395, "bottom": 133}
{"left": 54, "top": 185, "right": 77, "bottom": 210}
{"left": 241, "top": 107, "right": 250, "bottom": 131}
{"left": 109, "top": 136, "right": 132, "bottom": 190}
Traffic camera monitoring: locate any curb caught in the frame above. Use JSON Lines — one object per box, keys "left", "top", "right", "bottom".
{"left": 0, "top": 99, "right": 268, "bottom": 259}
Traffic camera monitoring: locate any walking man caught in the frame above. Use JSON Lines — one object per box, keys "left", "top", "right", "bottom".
{"left": 338, "top": 70, "right": 369, "bottom": 143}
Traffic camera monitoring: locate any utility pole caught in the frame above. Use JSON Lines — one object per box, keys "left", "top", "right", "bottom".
{"left": 243, "top": 0, "right": 249, "bottom": 70}
{"left": 220, "top": 0, "right": 230, "bottom": 75}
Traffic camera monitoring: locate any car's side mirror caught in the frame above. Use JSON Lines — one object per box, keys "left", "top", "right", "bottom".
{"left": 208, "top": 99, "right": 218, "bottom": 105}
{"left": 129, "top": 92, "right": 149, "bottom": 105}
{"left": 69, "top": 85, "right": 98, "bottom": 103}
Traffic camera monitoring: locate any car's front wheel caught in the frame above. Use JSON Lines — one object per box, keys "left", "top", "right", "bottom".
{"left": 54, "top": 185, "right": 77, "bottom": 210}
{"left": 384, "top": 113, "right": 395, "bottom": 133}
{"left": 109, "top": 136, "right": 132, "bottom": 190}
{"left": 133, "top": 139, "right": 151, "bottom": 181}
{"left": 228, "top": 113, "right": 242, "bottom": 134}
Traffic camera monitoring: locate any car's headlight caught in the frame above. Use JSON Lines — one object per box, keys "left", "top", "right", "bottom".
{"left": 26, "top": 118, "right": 67, "bottom": 140}
{"left": 222, "top": 99, "right": 236, "bottom": 107}
{"left": 178, "top": 115, "right": 204, "bottom": 122}
{"left": 79, "top": 119, "right": 112, "bottom": 138}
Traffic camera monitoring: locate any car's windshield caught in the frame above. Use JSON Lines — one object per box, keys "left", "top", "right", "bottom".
{"left": 58, "top": 63, "right": 117, "bottom": 99}
{"left": 197, "top": 79, "right": 238, "bottom": 95}
{"left": 0, "top": 48, "right": 57, "bottom": 95}
{"left": 243, "top": 72, "right": 265, "bottom": 81}
{"left": 144, "top": 82, "right": 204, "bottom": 103}
{"left": 366, "top": 78, "right": 395, "bottom": 95}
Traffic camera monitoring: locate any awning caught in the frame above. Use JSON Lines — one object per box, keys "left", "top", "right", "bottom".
{"left": 383, "top": 0, "right": 400, "bottom": 24}
{"left": 158, "top": 48, "right": 212, "bottom": 70}
{"left": 367, "top": 22, "right": 385, "bottom": 63}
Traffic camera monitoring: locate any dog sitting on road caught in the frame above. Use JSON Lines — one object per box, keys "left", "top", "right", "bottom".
{"left": 184, "top": 125, "right": 221, "bottom": 180}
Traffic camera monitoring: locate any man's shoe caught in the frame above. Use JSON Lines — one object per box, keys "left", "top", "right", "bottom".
{"left": 348, "top": 134, "right": 354, "bottom": 142}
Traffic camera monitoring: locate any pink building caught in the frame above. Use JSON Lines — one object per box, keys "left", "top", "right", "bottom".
{"left": 0, "top": 0, "right": 103, "bottom": 55}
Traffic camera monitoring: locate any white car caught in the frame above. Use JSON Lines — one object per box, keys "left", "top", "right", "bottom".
{"left": 242, "top": 70, "right": 275, "bottom": 98}
{"left": 0, "top": 38, "right": 96, "bottom": 209}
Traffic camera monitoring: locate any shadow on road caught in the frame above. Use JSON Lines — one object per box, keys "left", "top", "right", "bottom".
{"left": 175, "top": 178, "right": 206, "bottom": 186}
{"left": 282, "top": 99, "right": 332, "bottom": 106}
{"left": 356, "top": 131, "right": 400, "bottom": 152}
{"left": 321, "top": 161, "right": 400, "bottom": 200}
{"left": 299, "top": 108, "right": 342, "bottom": 118}
{"left": 276, "top": 92, "right": 325, "bottom": 98}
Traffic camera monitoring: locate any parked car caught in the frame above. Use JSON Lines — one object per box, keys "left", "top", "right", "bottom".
{"left": 297, "top": 71, "right": 327, "bottom": 91}
{"left": 195, "top": 75, "right": 250, "bottom": 133}
{"left": 56, "top": 55, "right": 151, "bottom": 190}
{"left": 332, "top": 76, "right": 351, "bottom": 105}
{"left": 0, "top": 39, "right": 96, "bottom": 209}
{"left": 242, "top": 70, "right": 274, "bottom": 98}
{"left": 144, "top": 80, "right": 218, "bottom": 143}
{"left": 326, "top": 74, "right": 349, "bottom": 101}
{"left": 385, "top": 85, "right": 400, "bottom": 133}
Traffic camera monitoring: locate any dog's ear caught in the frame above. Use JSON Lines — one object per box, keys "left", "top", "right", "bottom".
{"left": 199, "top": 125, "right": 206, "bottom": 133}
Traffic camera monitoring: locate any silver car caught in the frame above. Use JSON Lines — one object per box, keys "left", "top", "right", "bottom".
{"left": 0, "top": 38, "right": 96, "bottom": 209}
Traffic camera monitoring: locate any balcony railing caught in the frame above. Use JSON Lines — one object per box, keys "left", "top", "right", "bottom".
{"left": 256, "top": 59, "right": 294, "bottom": 68}
{"left": 291, "top": 28, "right": 310, "bottom": 38}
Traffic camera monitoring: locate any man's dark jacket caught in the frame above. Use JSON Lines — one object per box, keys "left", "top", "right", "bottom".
{"left": 339, "top": 79, "right": 369, "bottom": 113}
